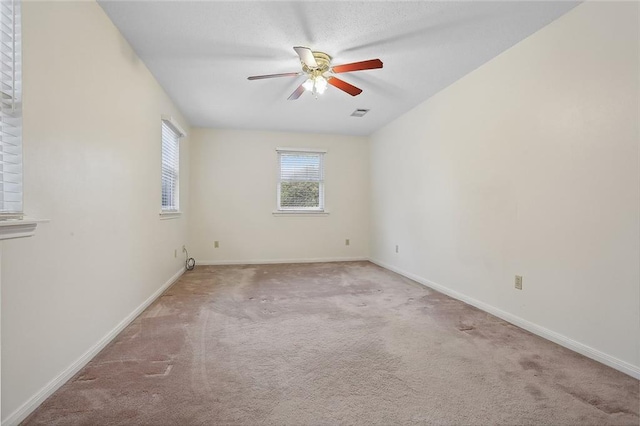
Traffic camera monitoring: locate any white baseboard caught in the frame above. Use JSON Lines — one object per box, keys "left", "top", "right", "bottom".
{"left": 368, "top": 258, "right": 640, "bottom": 380}
{"left": 197, "top": 256, "right": 368, "bottom": 266}
{"left": 2, "top": 267, "right": 186, "bottom": 426}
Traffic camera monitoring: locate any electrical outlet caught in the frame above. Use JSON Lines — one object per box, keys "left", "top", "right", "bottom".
{"left": 214, "top": 241, "right": 219, "bottom": 248}
{"left": 345, "top": 239, "right": 350, "bottom": 246}
{"left": 515, "top": 275, "right": 523, "bottom": 290}
{"left": 395, "top": 245, "right": 399, "bottom": 253}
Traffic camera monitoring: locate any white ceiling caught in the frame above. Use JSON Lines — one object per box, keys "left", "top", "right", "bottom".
{"left": 98, "top": 1, "right": 579, "bottom": 136}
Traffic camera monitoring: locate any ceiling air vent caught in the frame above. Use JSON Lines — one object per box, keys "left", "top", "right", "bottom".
{"left": 351, "top": 109, "right": 370, "bottom": 117}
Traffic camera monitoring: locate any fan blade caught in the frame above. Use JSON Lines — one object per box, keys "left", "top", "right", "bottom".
{"left": 248, "top": 72, "right": 303, "bottom": 80}
{"left": 332, "top": 59, "right": 383, "bottom": 74}
{"left": 293, "top": 46, "right": 318, "bottom": 68}
{"left": 287, "top": 84, "right": 306, "bottom": 100}
{"left": 328, "top": 77, "right": 362, "bottom": 96}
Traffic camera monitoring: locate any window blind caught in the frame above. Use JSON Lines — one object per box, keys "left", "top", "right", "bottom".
{"left": 277, "top": 151, "right": 325, "bottom": 210}
{"left": 0, "top": 0, "right": 22, "bottom": 217}
{"left": 161, "top": 120, "right": 180, "bottom": 211}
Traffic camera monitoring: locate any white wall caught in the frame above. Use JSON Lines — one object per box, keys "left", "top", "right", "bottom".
{"left": 1, "top": 1, "right": 190, "bottom": 423}
{"left": 189, "top": 129, "right": 369, "bottom": 264}
{"left": 369, "top": 1, "right": 639, "bottom": 375}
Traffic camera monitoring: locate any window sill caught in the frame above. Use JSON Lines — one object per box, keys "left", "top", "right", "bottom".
{"left": 159, "top": 211, "right": 182, "bottom": 220}
{"left": 272, "top": 210, "right": 330, "bottom": 217}
{"left": 0, "top": 217, "right": 48, "bottom": 240}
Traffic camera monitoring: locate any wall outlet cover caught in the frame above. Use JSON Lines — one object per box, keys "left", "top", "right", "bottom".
{"left": 515, "top": 275, "right": 523, "bottom": 290}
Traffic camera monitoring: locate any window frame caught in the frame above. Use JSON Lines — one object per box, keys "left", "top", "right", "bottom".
{"left": 276, "top": 148, "right": 327, "bottom": 213}
{"left": 0, "top": 0, "right": 41, "bottom": 241}
{"left": 0, "top": 0, "right": 23, "bottom": 220}
{"left": 160, "top": 115, "right": 186, "bottom": 218}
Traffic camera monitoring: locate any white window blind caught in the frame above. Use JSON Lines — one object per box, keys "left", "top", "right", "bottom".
{"left": 277, "top": 150, "right": 325, "bottom": 211}
{"left": 161, "top": 119, "right": 180, "bottom": 212}
{"left": 0, "top": 0, "right": 22, "bottom": 218}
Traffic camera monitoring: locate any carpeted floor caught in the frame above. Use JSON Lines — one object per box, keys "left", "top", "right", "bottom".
{"left": 24, "top": 261, "right": 639, "bottom": 425}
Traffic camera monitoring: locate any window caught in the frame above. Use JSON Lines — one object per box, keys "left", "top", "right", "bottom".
{"left": 161, "top": 116, "right": 185, "bottom": 214}
{"left": 0, "top": 0, "right": 22, "bottom": 219}
{"left": 277, "top": 149, "right": 325, "bottom": 211}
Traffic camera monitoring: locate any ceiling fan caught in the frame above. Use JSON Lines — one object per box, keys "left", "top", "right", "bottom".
{"left": 248, "top": 46, "right": 383, "bottom": 100}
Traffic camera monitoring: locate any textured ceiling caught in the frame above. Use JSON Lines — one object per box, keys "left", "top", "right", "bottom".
{"left": 98, "top": 1, "right": 579, "bottom": 136}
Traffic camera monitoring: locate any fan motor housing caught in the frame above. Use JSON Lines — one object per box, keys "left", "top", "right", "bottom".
{"left": 302, "top": 51, "right": 332, "bottom": 74}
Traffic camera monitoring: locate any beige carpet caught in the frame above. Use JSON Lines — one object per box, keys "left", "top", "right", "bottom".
{"left": 24, "top": 262, "right": 639, "bottom": 425}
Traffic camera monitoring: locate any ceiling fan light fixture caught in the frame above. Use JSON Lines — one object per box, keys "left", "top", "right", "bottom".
{"left": 302, "top": 78, "right": 314, "bottom": 92}
{"left": 315, "top": 75, "right": 328, "bottom": 94}
{"left": 248, "top": 46, "right": 382, "bottom": 100}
